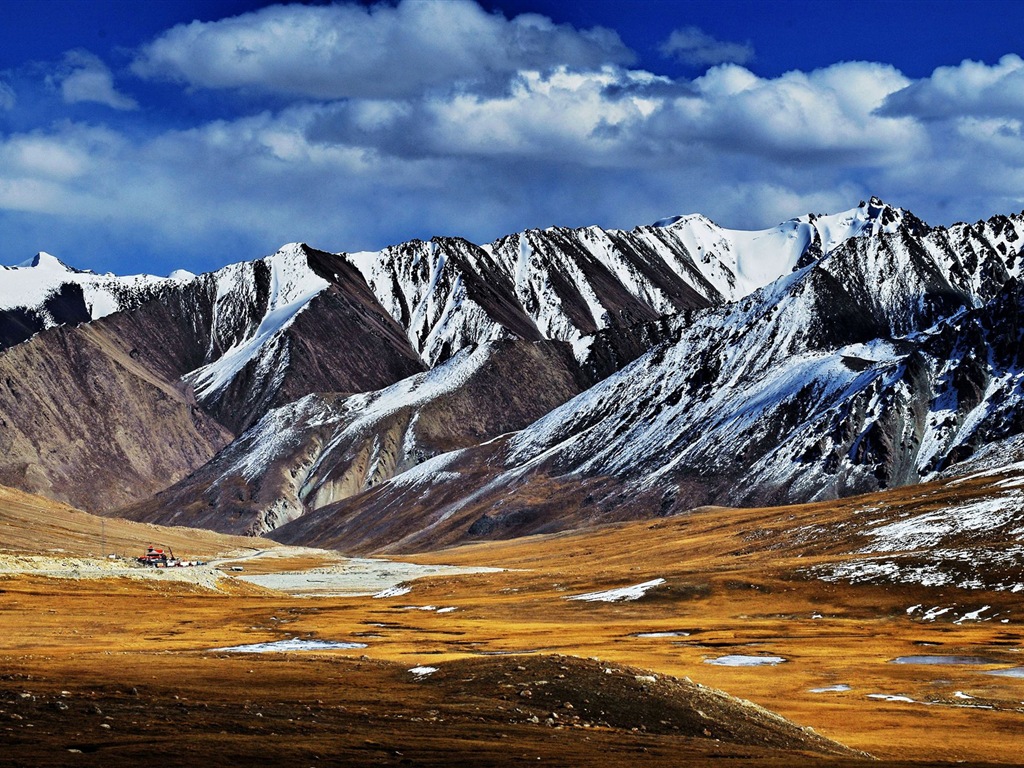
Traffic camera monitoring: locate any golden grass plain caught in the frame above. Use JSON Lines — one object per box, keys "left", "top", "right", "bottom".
{"left": 2, "top": 480, "right": 1024, "bottom": 766}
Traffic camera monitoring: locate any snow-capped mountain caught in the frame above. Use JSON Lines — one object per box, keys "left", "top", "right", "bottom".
{"left": 340, "top": 197, "right": 915, "bottom": 367}
{"left": 123, "top": 339, "right": 588, "bottom": 534}
{"left": 0, "top": 251, "right": 189, "bottom": 349}
{"left": 272, "top": 205, "right": 1024, "bottom": 552}
{"left": 5, "top": 197, "right": 1024, "bottom": 551}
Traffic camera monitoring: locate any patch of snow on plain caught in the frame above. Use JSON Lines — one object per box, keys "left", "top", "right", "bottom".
{"left": 867, "top": 693, "right": 917, "bottom": 703}
{"left": 409, "top": 666, "right": 438, "bottom": 677}
{"left": 566, "top": 578, "right": 665, "bottom": 602}
{"left": 704, "top": 655, "right": 786, "bottom": 667}
{"left": 373, "top": 585, "right": 412, "bottom": 599}
{"left": 810, "top": 684, "right": 851, "bottom": 693}
{"left": 859, "top": 494, "right": 1023, "bottom": 554}
{"left": 211, "top": 638, "right": 367, "bottom": 653}
{"left": 955, "top": 606, "right": 992, "bottom": 623}
{"left": 922, "top": 606, "right": 953, "bottom": 621}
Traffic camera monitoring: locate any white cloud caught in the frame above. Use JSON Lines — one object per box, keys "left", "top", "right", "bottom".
{"left": 131, "top": 0, "right": 634, "bottom": 100}
{"left": 659, "top": 26, "right": 753, "bottom": 67}
{"left": 0, "top": 81, "right": 14, "bottom": 110}
{"left": 679, "top": 62, "right": 921, "bottom": 161}
{"left": 307, "top": 60, "right": 920, "bottom": 173}
{"left": 3, "top": 21, "right": 1024, "bottom": 276}
{"left": 880, "top": 54, "right": 1024, "bottom": 120}
{"left": 54, "top": 50, "right": 138, "bottom": 110}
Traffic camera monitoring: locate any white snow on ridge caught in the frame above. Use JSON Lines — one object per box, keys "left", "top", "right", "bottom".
{"left": 653, "top": 199, "right": 905, "bottom": 301}
{"left": 185, "top": 245, "right": 330, "bottom": 399}
{"left": 0, "top": 250, "right": 177, "bottom": 326}
{"left": 337, "top": 200, "right": 909, "bottom": 369}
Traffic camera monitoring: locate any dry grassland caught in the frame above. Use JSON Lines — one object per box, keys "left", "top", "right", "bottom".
{"left": 2, "top": 481, "right": 1023, "bottom": 767}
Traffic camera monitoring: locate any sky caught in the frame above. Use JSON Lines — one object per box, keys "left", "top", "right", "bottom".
{"left": 0, "top": 0, "right": 1022, "bottom": 276}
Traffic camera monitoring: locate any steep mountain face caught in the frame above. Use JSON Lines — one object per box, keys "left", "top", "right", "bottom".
{"left": 342, "top": 198, "right": 909, "bottom": 366}
{"left": 113, "top": 203, "right": 901, "bottom": 535}
{"left": 6, "top": 196, "right": 1024, "bottom": 552}
{"left": 269, "top": 206, "right": 1024, "bottom": 552}
{"left": 0, "top": 244, "right": 425, "bottom": 510}
{"left": 120, "top": 339, "right": 590, "bottom": 535}
{"left": 177, "top": 245, "right": 426, "bottom": 433}
{"left": 0, "top": 320, "right": 232, "bottom": 512}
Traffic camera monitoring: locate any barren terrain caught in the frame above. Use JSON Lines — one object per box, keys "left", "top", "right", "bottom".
{"left": 2, "top": 481, "right": 1024, "bottom": 766}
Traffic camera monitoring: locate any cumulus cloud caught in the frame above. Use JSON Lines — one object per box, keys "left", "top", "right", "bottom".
{"left": 3, "top": 6, "right": 1024, "bottom": 276}
{"left": 678, "top": 62, "right": 920, "bottom": 163}
{"left": 306, "top": 66, "right": 673, "bottom": 166}
{"left": 879, "top": 53, "right": 1024, "bottom": 120}
{"left": 306, "top": 60, "right": 919, "bottom": 173}
{"left": 53, "top": 50, "right": 138, "bottom": 110}
{"left": 659, "top": 26, "right": 753, "bottom": 67}
{"left": 131, "top": 0, "right": 634, "bottom": 99}
{"left": 0, "top": 81, "right": 14, "bottom": 110}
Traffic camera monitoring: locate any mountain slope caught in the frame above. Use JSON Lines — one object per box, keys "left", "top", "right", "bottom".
{"left": 270, "top": 207, "right": 1024, "bottom": 552}
{"left": 0, "top": 252, "right": 188, "bottom": 350}
{"left": 6, "top": 197, "right": 1024, "bottom": 548}
{"left": 0, "top": 244, "right": 426, "bottom": 510}
{"left": 119, "top": 339, "right": 589, "bottom": 535}
{"left": 343, "top": 197, "right": 913, "bottom": 366}
{"left": 0, "top": 319, "right": 232, "bottom": 512}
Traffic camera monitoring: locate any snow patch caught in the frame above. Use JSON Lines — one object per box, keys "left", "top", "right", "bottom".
{"left": 211, "top": 638, "right": 367, "bottom": 653}
{"left": 373, "top": 585, "right": 412, "bottom": 599}
{"left": 566, "top": 578, "right": 665, "bottom": 603}
{"left": 185, "top": 245, "right": 329, "bottom": 399}
{"left": 704, "top": 655, "right": 786, "bottom": 667}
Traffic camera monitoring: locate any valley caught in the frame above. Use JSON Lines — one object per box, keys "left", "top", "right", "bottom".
{"left": 3, "top": 198, "right": 1024, "bottom": 765}
{"left": 2, "top": 479, "right": 1023, "bottom": 766}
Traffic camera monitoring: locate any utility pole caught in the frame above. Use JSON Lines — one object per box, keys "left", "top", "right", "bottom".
{"left": 101, "top": 516, "right": 106, "bottom": 557}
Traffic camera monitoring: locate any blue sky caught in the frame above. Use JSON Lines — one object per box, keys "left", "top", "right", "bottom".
{"left": 1, "top": 0, "right": 1022, "bottom": 276}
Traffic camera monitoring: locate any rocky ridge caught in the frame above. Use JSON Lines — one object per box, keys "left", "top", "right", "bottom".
{"left": 4, "top": 198, "right": 1024, "bottom": 553}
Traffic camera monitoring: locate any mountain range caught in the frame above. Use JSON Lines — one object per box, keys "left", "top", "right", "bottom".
{"left": 2, "top": 197, "right": 1022, "bottom": 553}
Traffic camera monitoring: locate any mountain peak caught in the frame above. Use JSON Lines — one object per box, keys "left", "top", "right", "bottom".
{"left": 18, "top": 251, "right": 79, "bottom": 272}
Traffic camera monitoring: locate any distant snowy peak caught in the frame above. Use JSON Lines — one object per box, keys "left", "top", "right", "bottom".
{"left": 16, "top": 251, "right": 82, "bottom": 272}
{"left": 0, "top": 250, "right": 190, "bottom": 349}
{"left": 652, "top": 197, "right": 919, "bottom": 301}
{"left": 338, "top": 199, "right": 930, "bottom": 366}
